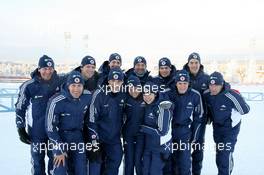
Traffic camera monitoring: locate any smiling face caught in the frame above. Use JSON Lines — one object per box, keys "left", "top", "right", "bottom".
{"left": 209, "top": 84, "right": 223, "bottom": 95}
{"left": 38, "top": 67, "right": 54, "bottom": 81}
{"left": 68, "top": 83, "right": 84, "bottom": 98}
{"left": 176, "top": 81, "right": 189, "bottom": 94}
{"left": 128, "top": 86, "right": 141, "bottom": 98}
{"left": 81, "top": 64, "right": 96, "bottom": 79}
{"left": 159, "top": 66, "right": 171, "bottom": 78}
{"left": 143, "top": 93, "right": 156, "bottom": 104}
{"left": 188, "top": 59, "right": 200, "bottom": 75}
{"left": 109, "top": 60, "right": 122, "bottom": 69}
{"left": 108, "top": 79, "right": 123, "bottom": 93}
{"left": 134, "top": 63, "right": 146, "bottom": 75}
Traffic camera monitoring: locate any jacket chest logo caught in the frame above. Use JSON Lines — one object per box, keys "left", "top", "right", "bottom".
{"left": 148, "top": 113, "right": 154, "bottom": 119}
{"left": 220, "top": 105, "right": 227, "bottom": 111}
{"left": 186, "top": 102, "right": 193, "bottom": 109}
{"left": 61, "top": 113, "right": 71, "bottom": 117}
{"left": 34, "top": 95, "right": 43, "bottom": 99}
{"left": 119, "top": 99, "right": 125, "bottom": 107}
{"left": 201, "top": 83, "right": 207, "bottom": 90}
{"left": 140, "top": 102, "right": 146, "bottom": 107}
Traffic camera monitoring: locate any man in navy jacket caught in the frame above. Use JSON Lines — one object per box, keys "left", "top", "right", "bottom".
{"left": 88, "top": 68, "right": 126, "bottom": 175}
{"left": 125, "top": 56, "right": 152, "bottom": 86}
{"left": 183, "top": 52, "right": 209, "bottom": 175}
{"left": 97, "top": 53, "right": 123, "bottom": 86}
{"left": 72, "top": 55, "right": 99, "bottom": 94}
{"left": 15, "top": 55, "right": 65, "bottom": 175}
{"left": 203, "top": 72, "right": 250, "bottom": 175}
{"left": 152, "top": 57, "right": 177, "bottom": 93}
{"left": 45, "top": 71, "right": 92, "bottom": 175}
{"left": 167, "top": 69, "right": 204, "bottom": 175}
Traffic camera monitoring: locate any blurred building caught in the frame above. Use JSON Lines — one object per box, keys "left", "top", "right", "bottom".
{"left": 0, "top": 59, "right": 264, "bottom": 84}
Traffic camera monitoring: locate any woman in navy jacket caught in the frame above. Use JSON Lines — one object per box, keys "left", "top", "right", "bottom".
{"left": 140, "top": 81, "right": 174, "bottom": 175}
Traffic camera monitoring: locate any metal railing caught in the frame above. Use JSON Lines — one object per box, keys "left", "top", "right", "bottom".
{"left": 240, "top": 92, "right": 264, "bottom": 101}
{"left": 0, "top": 88, "right": 18, "bottom": 112}
{"left": 0, "top": 88, "right": 263, "bottom": 113}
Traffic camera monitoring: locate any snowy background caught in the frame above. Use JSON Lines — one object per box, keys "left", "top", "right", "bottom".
{"left": 0, "top": 83, "right": 263, "bottom": 174}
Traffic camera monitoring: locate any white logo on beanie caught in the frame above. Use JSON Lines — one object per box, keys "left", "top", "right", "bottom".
{"left": 193, "top": 54, "right": 198, "bottom": 59}
{"left": 74, "top": 77, "right": 80, "bottom": 83}
{"left": 90, "top": 60, "right": 95, "bottom": 65}
{"left": 115, "top": 55, "right": 120, "bottom": 60}
{"left": 161, "top": 61, "right": 166, "bottom": 65}
{"left": 113, "top": 74, "right": 119, "bottom": 80}
{"left": 47, "top": 62, "right": 53, "bottom": 67}
{"left": 137, "top": 58, "right": 142, "bottom": 62}
{"left": 180, "top": 76, "right": 185, "bottom": 81}
{"left": 210, "top": 80, "right": 216, "bottom": 84}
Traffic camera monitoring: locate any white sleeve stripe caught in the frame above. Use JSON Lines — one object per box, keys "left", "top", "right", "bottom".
{"left": 88, "top": 128, "right": 99, "bottom": 138}
{"left": 16, "top": 114, "right": 24, "bottom": 123}
{"left": 89, "top": 89, "right": 100, "bottom": 123}
{"left": 142, "top": 125, "right": 160, "bottom": 135}
{"left": 158, "top": 106, "right": 164, "bottom": 132}
{"left": 47, "top": 95, "right": 65, "bottom": 132}
{"left": 48, "top": 95, "right": 65, "bottom": 131}
{"left": 226, "top": 93, "right": 244, "bottom": 114}
{"left": 191, "top": 89, "right": 204, "bottom": 118}
{"left": 193, "top": 123, "right": 201, "bottom": 142}
{"left": 47, "top": 96, "right": 62, "bottom": 131}
{"left": 225, "top": 93, "right": 244, "bottom": 115}
{"left": 16, "top": 79, "right": 34, "bottom": 110}
{"left": 48, "top": 96, "right": 65, "bottom": 132}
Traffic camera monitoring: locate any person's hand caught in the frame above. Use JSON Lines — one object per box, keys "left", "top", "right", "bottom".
{"left": 54, "top": 153, "right": 66, "bottom": 168}
{"left": 17, "top": 128, "right": 31, "bottom": 144}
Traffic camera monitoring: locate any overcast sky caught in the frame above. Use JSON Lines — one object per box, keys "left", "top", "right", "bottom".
{"left": 0, "top": 0, "right": 264, "bottom": 65}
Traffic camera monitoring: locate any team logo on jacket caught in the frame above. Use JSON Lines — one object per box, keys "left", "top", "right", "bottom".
{"left": 140, "top": 102, "right": 146, "bottom": 107}
{"left": 201, "top": 83, "right": 207, "bottom": 90}
{"left": 148, "top": 113, "right": 154, "bottom": 119}
{"left": 187, "top": 102, "right": 193, "bottom": 109}
{"left": 119, "top": 99, "right": 125, "bottom": 107}
{"left": 34, "top": 95, "right": 43, "bottom": 99}
{"left": 61, "top": 113, "right": 71, "bottom": 116}
{"left": 220, "top": 105, "right": 227, "bottom": 111}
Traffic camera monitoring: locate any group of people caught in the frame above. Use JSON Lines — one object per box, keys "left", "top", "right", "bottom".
{"left": 15, "top": 52, "right": 250, "bottom": 175}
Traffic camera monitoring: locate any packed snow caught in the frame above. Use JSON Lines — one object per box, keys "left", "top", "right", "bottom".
{"left": 0, "top": 83, "right": 263, "bottom": 174}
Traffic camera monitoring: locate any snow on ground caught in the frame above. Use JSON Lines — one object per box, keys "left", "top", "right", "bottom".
{"left": 0, "top": 84, "right": 263, "bottom": 174}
